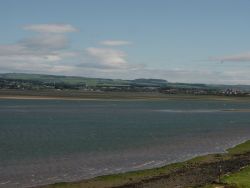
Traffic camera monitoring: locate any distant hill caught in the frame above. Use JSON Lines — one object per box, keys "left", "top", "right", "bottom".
{"left": 131, "top": 79, "right": 168, "bottom": 87}
{"left": 0, "top": 73, "right": 168, "bottom": 88}
{"left": 0, "top": 73, "right": 129, "bottom": 87}
{"left": 1, "top": 73, "right": 250, "bottom": 91}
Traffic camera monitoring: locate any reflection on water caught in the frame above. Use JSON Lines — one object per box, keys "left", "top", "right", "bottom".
{"left": 156, "top": 109, "right": 221, "bottom": 113}
{"left": 157, "top": 109, "right": 250, "bottom": 113}
{"left": 1, "top": 99, "right": 250, "bottom": 187}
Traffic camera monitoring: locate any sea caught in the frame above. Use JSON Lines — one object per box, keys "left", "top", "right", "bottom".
{"left": 1, "top": 99, "right": 250, "bottom": 188}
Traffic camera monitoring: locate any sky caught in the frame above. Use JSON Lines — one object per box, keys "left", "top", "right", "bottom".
{"left": 1, "top": 0, "right": 250, "bottom": 84}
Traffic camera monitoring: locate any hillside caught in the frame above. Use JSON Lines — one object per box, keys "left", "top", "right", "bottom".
{"left": 1, "top": 73, "right": 250, "bottom": 93}
{"left": 0, "top": 73, "right": 209, "bottom": 89}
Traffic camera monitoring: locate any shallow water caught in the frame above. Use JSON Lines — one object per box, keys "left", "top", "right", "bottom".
{"left": 1, "top": 99, "right": 250, "bottom": 187}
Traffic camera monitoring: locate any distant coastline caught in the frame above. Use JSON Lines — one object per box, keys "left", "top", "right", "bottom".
{"left": 1, "top": 89, "right": 250, "bottom": 102}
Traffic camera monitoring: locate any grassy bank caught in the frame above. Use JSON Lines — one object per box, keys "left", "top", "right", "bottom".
{"left": 201, "top": 142, "right": 250, "bottom": 188}
{"left": 221, "top": 165, "right": 250, "bottom": 187}
{"left": 36, "top": 141, "right": 250, "bottom": 188}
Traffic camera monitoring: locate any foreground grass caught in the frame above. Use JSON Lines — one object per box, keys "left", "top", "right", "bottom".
{"left": 227, "top": 140, "right": 250, "bottom": 155}
{"left": 202, "top": 166, "right": 250, "bottom": 188}
{"left": 200, "top": 141, "right": 250, "bottom": 188}
{"left": 221, "top": 165, "right": 250, "bottom": 188}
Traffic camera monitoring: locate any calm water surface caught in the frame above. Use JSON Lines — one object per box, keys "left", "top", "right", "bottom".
{"left": 1, "top": 99, "right": 250, "bottom": 187}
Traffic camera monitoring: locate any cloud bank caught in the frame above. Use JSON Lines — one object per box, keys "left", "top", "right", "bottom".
{"left": 85, "top": 47, "right": 128, "bottom": 69}
{"left": 211, "top": 52, "right": 250, "bottom": 62}
{"left": 100, "top": 40, "right": 132, "bottom": 46}
{"left": 0, "top": 24, "right": 138, "bottom": 76}
{"left": 1, "top": 23, "right": 250, "bottom": 84}
{"left": 23, "top": 24, "right": 78, "bottom": 33}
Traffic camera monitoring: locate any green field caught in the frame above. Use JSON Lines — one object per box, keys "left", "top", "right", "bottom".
{"left": 202, "top": 166, "right": 250, "bottom": 188}
{"left": 201, "top": 141, "right": 250, "bottom": 188}
{"left": 221, "top": 166, "right": 250, "bottom": 188}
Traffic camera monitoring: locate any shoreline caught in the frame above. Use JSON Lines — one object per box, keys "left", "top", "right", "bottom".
{"left": 35, "top": 140, "right": 250, "bottom": 188}
{"left": 1, "top": 90, "right": 250, "bottom": 102}
{"left": 0, "top": 95, "right": 110, "bottom": 101}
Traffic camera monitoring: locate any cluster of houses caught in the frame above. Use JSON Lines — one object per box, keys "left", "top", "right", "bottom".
{"left": 220, "top": 89, "right": 246, "bottom": 96}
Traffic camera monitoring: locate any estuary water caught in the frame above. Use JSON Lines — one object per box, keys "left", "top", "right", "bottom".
{"left": 1, "top": 99, "right": 250, "bottom": 187}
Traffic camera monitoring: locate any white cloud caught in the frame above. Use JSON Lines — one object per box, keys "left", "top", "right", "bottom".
{"left": 0, "top": 25, "right": 77, "bottom": 65}
{"left": 100, "top": 40, "right": 132, "bottom": 46}
{"left": 0, "top": 44, "right": 27, "bottom": 56}
{"left": 0, "top": 35, "right": 77, "bottom": 66}
{"left": 0, "top": 23, "right": 77, "bottom": 64}
{"left": 85, "top": 47, "right": 129, "bottom": 69}
{"left": 0, "top": 41, "right": 74, "bottom": 63}
{"left": 0, "top": 47, "right": 68, "bottom": 63}
{"left": 23, "top": 24, "right": 77, "bottom": 33}
{"left": 211, "top": 52, "right": 250, "bottom": 62}
{"left": 20, "top": 34, "right": 69, "bottom": 50}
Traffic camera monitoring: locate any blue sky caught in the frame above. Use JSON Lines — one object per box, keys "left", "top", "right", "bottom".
{"left": 1, "top": 0, "right": 250, "bottom": 84}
